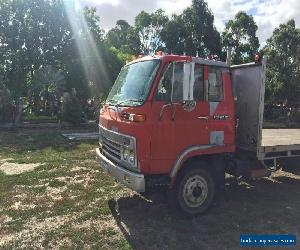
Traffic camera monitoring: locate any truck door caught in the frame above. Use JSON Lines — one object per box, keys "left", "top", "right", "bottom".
{"left": 150, "top": 62, "right": 210, "bottom": 173}
{"left": 230, "top": 61, "right": 266, "bottom": 153}
{"left": 171, "top": 63, "right": 210, "bottom": 157}
{"left": 150, "top": 62, "right": 174, "bottom": 173}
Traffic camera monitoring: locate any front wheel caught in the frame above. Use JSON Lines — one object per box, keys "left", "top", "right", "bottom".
{"left": 171, "top": 167, "right": 216, "bottom": 216}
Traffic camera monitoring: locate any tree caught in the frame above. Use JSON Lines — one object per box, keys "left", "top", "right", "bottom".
{"left": 264, "top": 19, "right": 300, "bottom": 107}
{"left": 125, "top": 27, "right": 142, "bottom": 55}
{"left": 0, "top": 0, "right": 73, "bottom": 122}
{"left": 161, "top": 0, "right": 221, "bottom": 57}
{"left": 106, "top": 20, "right": 130, "bottom": 49}
{"left": 0, "top": 0, "right": 124, "bottom": 122}
{"left": 161, "top": 14, "right": 187, "bottom": 54}
{"left": 0, "top": 0, "right": 71, "bottom": 98}
{"left": 135, "top": 9, "right": 169, "bottom": 55}
{"left": 106, "top": 20, "right": 141, "bottom": 54}
{"left": 62, "top": 6, "right": 109, "bottom": 101}
{"left": 185, "top": 0, "right": 221, "bottom": 56}
{"left": 0, "top": 83, "right": 14, "bottom": 122}
{"left": 222, "top": 11, "right": 259, "bottom": 64}
{"left": 27, "top": 65, "right": 65, "bottom": 116}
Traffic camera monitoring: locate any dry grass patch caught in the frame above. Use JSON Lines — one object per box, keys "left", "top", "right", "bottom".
{"left": 0, "top": 160, "right": 42, "bottom": 175}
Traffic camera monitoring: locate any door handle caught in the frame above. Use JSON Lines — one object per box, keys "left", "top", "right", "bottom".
{"left": 197, "top": 116, "right": 209, "bottom": 120}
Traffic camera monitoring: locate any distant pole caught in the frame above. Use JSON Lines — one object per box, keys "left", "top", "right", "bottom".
{"left": 226, "top": 46, "right": 232, "bottom": 66}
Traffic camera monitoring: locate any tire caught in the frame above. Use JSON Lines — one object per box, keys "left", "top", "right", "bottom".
{"left": 170, "top": 166, "right": 216, "bottom": 217}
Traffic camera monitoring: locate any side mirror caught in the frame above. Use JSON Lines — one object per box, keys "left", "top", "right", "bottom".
{"left": 183, "top": 62, "right": 195, "bottom": 101}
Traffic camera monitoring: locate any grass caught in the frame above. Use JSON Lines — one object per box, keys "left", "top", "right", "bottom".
{"left": 0, "top": 129, "right": 300, "bottom": 249}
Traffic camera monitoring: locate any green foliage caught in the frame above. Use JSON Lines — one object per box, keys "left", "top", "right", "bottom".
{"left": 182, "top": 0, "right": 221, "bottom": 57}
{"left": 290, "top": 110, "right": 300, "bottom": 123}
{"left": 264, "top": 19, "right": 300, "bottom": 107}
{"left": 106, "top": 0, "right": 222, "bottom": 57}
{"left": 109, "top": 47, "right": 135, "bottom": 64}
{"left": 61, "top": 6, "right": 110, "bottom": 101}
{"left": 222, "top": 11, "right": 259, "bottom": 64}
{"left": 60, "top": 96, "right": 83, "bottom": 125}
{"left": 161, "top": 0, "right": 222, "bottom": 57}
{"left": 0, "top": 83, "right": 14, "bottom": 122}
{"left": 0, "top": 0, "right": 70, "bottom": 99}
{"left": 0, "top": 0, "right": 124, "bottom": 122}
{"left": 107, "top": 20, "right": 131, "bottom": 48}
{"left": 135, "top": 9, "right": 169, "bottom": 54}
{"left": 83, "top": 7, "right": 104, "bottom": 42}
{"left": 27, "top": 66, "right": 65, "bottom": 116}
{"left": 106, "top": 20, "right": 141, "bottom": 54}
{"left": 161, "top": 14, "right": 187, "bottom": 54}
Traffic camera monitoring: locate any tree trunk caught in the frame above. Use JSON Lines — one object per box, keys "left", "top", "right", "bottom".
{"left": 13, "top": 98, "right": 23, "bottom": 125}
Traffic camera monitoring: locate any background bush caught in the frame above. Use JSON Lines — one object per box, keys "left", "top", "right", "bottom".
{"left": 60, "top": 96, "right": 83, "bottom": 125}
{"left": 0, "top": 84, "right": 14, "bottom": 122}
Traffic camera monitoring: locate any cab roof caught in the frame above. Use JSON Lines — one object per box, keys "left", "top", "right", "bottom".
{"left": 127, "top": 54, "right": 229, "bottom": 68}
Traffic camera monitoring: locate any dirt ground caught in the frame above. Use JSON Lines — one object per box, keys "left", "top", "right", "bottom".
{"left": 0, "top": 130, "right": 299, "bottom": 249}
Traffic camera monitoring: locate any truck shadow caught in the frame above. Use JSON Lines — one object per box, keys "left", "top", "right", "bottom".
{"left": 281, "top": 157, "right": 300, "bottom": 175}
{"left": 108, "top": 170, "right": 300, "bottom": 250}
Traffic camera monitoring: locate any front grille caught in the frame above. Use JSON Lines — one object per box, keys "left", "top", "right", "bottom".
{"left": 102, "top": 136, "right": 121, "bottom": 160}
{"left": 99, "top": 125, "right": 137, "bottom": 168}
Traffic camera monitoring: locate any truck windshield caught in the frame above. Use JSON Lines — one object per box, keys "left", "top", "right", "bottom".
{"left": 106, "top": 59, "right": 160, "bottom": 106}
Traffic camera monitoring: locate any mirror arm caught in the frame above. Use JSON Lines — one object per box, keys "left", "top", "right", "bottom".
{"left": 172, "top": 104, "right": 176, "bottom": 121}
{"left": 159, "top": 102, "right": 182, "bottom": 121}
{"left": 171, "top": 103, "right": 182, "bottom": 121}
{"left": 159, "top": 103, "right": 172, "bottom": 120}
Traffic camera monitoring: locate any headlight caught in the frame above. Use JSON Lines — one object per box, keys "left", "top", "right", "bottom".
{"left": 121, "top": 147, "right": 136, "bottom": 167}
{"left": 129, "top": 152, "right": 135, "bottom": 163}
{"left": 122, "top": 148, "right": 130, "bottom": 160}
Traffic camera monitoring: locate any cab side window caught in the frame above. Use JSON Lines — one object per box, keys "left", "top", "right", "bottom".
{"left": 193, "top": 64, "right": 204, "bottom": 101}
{"left": 155, "top": 63, "right": 173, "bottom": 102}
{"left": 208, "top": 67, "right": 223, "bottom": 101}
{"left": 172, "top": 63, "right": 184, "bottom": 102}
{"left": 155, "top": 62, "right": 184, "bottom": 102}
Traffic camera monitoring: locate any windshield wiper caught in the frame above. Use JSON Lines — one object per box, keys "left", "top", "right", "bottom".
{"left": 115, "top": 98, "right": 144, "bottom": 107}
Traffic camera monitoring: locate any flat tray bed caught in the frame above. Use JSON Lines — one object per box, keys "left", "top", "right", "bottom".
{"left": 262, "top": 129, "right": 300, "bottom": 147}
{"left": 259, "top": 129, "right": 300, "bottom": 159}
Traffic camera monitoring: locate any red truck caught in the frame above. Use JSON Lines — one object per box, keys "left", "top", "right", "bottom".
{"left": 96, "top": 53, "right": 300, "bottom": 216}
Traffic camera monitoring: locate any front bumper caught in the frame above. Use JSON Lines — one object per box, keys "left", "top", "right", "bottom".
{"left": 95, "top": 148, "right": 145, "bottom": 192}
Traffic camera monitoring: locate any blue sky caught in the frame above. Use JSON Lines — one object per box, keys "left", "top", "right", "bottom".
{"left": 80, "top": 0, "right": 300, "bottom": 45}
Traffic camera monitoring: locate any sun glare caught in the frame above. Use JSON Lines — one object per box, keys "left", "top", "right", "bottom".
{"left": 63, "top": 0, "right": 110, "bottom": 93}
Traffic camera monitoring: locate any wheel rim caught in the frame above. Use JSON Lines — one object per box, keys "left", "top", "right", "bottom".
{"left": 182, "top": 175, "right": 208, "bottom": 208}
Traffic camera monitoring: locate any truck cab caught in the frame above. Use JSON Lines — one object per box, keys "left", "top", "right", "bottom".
{"left": 96, "top": 54, "right": 237, "bottom": 215}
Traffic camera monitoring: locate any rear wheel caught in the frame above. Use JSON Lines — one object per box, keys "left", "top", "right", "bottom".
{"left": 171, "top": 166, "right": 216, "bottom": 216}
